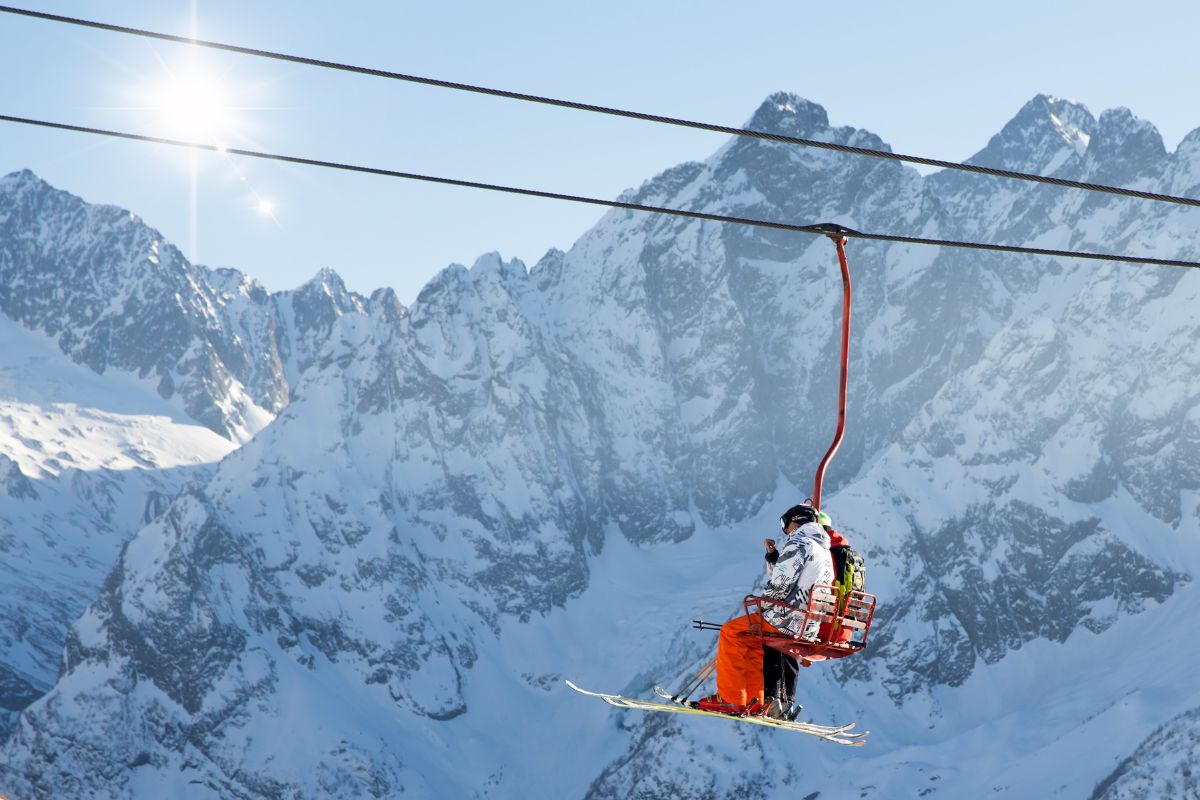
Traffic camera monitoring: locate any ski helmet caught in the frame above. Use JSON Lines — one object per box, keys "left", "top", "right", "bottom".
{"left": 817, "top": 511, "right": 832, "bottom": 528}
{"left": 780, "top": 503, "right": 817, "bottom": 530}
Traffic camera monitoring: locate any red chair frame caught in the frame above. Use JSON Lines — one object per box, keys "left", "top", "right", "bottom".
{"left": 741, "top": 584, "right": 877, "bottom": 667}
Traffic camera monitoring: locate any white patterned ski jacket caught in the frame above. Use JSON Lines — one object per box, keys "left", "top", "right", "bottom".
{"left": 762, "top": 521, "right": 834, "bottom": 637}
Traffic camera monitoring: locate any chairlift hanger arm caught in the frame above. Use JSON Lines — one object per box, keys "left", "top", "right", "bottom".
{"left": 811, "top": 229, "right": 852, "bottom": 512}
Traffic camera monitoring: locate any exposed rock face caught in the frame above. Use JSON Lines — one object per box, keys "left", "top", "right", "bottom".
{"left": 3, "top": 91, "right": 1200, "bottom": 798}
{"left": 0, "top": 171, "right": 374, "bottom": 441}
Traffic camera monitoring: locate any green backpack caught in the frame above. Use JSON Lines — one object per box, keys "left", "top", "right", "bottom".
{"left": 831, "top": 545, "right": 866, "bottom": 598}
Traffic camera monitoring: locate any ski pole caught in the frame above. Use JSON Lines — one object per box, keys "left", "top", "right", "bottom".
{"left": 674, "top": 655, "right": 717, "bottom": 703}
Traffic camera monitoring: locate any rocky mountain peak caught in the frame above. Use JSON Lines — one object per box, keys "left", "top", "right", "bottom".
{"left": 413, "top": 261, "right": 471, "bottom": 309}
{"left": 966, "top": 94, "right": 1095, "bottom": 175}
{"left": 1083, "top": 106, "right": 1167, "bottom": 185}
{"left": 469, "top": 251, "right": 528, "bottom": 288}
{"left": 1175, "top": 126, "right": 1200, "bottom": 156}
{"left": 1166, "top": 126, "right": 1200, "bottom": 195}
{"left": 0, "top": 168, "right": 44, "bottom": 193}
{"left": 530, "top": 246, "right": 567, "bottom": 292}
{"left": 210, "top": 266, "right": 269, "bottom": 304}
{"left": 303, "top": 265, "right": 347, "bottom": 293}
{"left": 286, "top": 266, "right": 364, "bottom": 316}
{"left": 744, "top": 91, "right": 830, "bottom": 137}
{"left": 366, "top": 287, "right": 407, "bottom": 324}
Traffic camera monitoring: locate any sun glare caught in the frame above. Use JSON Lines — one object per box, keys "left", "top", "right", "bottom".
{"left": 124, "top": 46, "right": 282, "bottom": 251}
{"left": 148, "top": 65, "right": 237, "bottom": 142}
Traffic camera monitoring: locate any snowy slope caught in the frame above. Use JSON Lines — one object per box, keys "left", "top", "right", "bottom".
{"left": 0, "top": 314, "right": 235, "bottom": 735}
{"left": 1091, "top": 705, "right": 1200, "bottom": 800}
{"left": 4, "top": 92, "right": 1200, "bottom": 798}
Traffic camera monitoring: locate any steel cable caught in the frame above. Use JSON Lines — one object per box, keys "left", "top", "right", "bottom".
{"left": 2, "top": 113, "right": 1197, "bottom": 270}
{"left": 3, "top": 4, "right": 1200, "bottom": 210}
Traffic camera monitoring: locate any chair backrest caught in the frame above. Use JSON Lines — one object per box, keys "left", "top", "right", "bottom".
{"left": 742, "top": 587, "right": 877, "bottom": 649}
{"left": 806, "top": 584, "right": 876, "bottom": 647}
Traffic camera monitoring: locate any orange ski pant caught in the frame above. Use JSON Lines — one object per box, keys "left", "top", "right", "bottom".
{"left": 716, "top": 613, "right": 784, "bottom": 706}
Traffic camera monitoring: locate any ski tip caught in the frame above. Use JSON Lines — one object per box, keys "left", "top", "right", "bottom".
{"left": 652, "top": 685, "right": 680, "bottom": 703}
{"left": 565, "top": 679, "right": 611, "bottom": 699}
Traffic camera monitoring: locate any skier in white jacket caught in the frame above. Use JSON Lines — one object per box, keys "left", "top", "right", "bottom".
{"left": 762, "top": 506, "right": 835, "bottom": 638}
{"left": 699, "top": 503, "right": 834, "bottom": 717}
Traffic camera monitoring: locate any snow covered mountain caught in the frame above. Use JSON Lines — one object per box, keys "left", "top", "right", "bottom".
{"left": 0, "top": 170, "right": 374, "bottom": 442}
{"left": 4, "top": 92, "right": 1200, "bottom": 799}
{"left": 0, "top": 175, "right": 397, "bottom": 740}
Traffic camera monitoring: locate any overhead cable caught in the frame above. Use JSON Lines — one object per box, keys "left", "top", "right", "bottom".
{"left": 2, "top": 4, "right": 1199, "bottom": 210}
{"left": 2, "top": 112, "right": 1196, "bottom": 270}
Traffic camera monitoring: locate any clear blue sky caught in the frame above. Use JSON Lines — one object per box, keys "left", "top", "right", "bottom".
{"left": 2, "top": 1, "right": 1198, "bottom": 301}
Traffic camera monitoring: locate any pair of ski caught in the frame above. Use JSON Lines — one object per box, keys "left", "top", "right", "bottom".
{"left": 566, "top": 680, "right": 868, "bottom": 746}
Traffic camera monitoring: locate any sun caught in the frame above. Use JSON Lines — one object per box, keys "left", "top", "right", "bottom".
{"left": 147, "top": 64, "right": 237, "bottom": 142}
